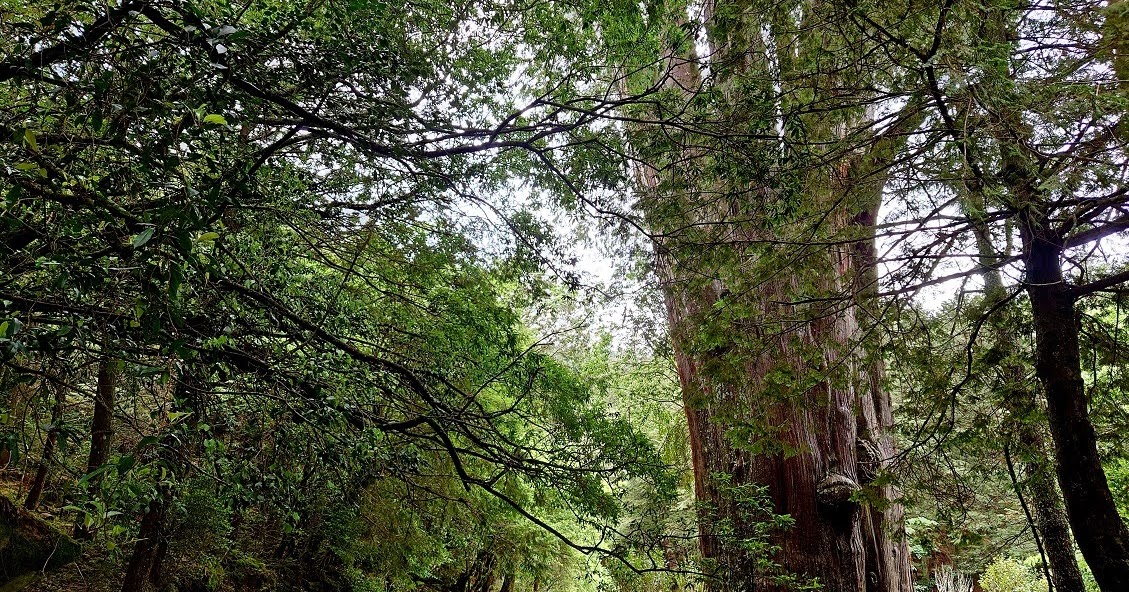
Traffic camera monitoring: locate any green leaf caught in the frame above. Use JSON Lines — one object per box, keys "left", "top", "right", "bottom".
{"left": 169, "top": 263, "right": 183, "bottom": 301}
{"left": 117, "top": 455, "right": 137, "bottom": 474}
{"left": 202, "top": 114, "right": 228, "bottom": 125}
{"left": 77, "top": 464, "right": 114, "bottom": 487}
{"left": 137, "top": 435, "right": 161, "bottom": 449}
{"left": 167, "top": 410, "right": 192, "bottom": 423}
{"left": 196, "top": 231, "right": 221, "bottom": 242}
{"left": 0, "top": 318, "right": 21, "bottom": 337}
{"left": 132, "top": 227, "right": 155, "bottom": 248}
{"left": 23, "top": 130, "right": 38, "bottom": 151}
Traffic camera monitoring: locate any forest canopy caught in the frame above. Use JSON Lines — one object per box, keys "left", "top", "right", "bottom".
{"left": 1, "top": 1, "right": 1127, "bottom": 592}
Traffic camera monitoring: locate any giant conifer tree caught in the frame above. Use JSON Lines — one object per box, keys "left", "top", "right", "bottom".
{"left": 624, "top": 1, "right": 917, "bottom": 589}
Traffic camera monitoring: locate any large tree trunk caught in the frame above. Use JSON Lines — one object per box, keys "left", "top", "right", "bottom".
{"left": 451, "top": 551, "right": 496, "bottom": 592}
{"left": 851, "top": 196, "right": 914, "bottom": 592}
{"left": 661, "top": 226, "right": 909, "bottom": 592}
{"left": 1024, "top": 231, "right": 1129, "bottom": 591}
{"left": 636, "top": 2, "right": 912, "bottom": 588}
{"left": 657, "top": 168, "right": 911, "bottom": 591}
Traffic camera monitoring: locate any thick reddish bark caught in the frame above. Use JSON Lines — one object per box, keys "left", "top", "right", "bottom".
{"left": 851, "top": 206, "right": 913, "bottom": 592}
{"left": 634, "top": 2, "right": 913, "bottom": 588}
{"left": 660, "top": 235, "right": 910, "bottom": 591}
{"left": 451, "top": 551, "right": 496, "bottom": 592}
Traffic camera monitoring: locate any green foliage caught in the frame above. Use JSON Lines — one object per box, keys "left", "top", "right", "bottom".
{"left": 2, "top": 0, "right": 1126, "bottom": 591}
{"left": 979, "top": 557, "right": 1044, "bottom": 592}
{"left": 0, "top": 0, "right": 687, "bottom": 589}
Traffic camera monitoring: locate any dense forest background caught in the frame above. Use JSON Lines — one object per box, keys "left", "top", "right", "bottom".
{"left": 1, "top": 1, "right": 1127, "bottom": 592}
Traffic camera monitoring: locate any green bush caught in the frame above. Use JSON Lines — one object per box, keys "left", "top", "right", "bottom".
{"left": 979, "top": 557, "right": 1044, "bottom": 592}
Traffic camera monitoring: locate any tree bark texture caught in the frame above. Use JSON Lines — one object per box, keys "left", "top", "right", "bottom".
{"left": 637, "top": 2, "right": 914, "bottom": 587}
{"left": 1025, "top": 232, "right": 1129, "bottom": 591}
{"left": 968, "top": 4, "right": 1129, "bottom": 585}
{"left": 660, "top": 230, "right": 910, "bottom": 592}
{"left": 75, "top": 355, "right": 117, "bottom": 540}
{"left": 24, "top": 378, "right": 67, "bottom": 511}
{"left": 968, "top": 207, "right": 1085, "bottom": 592}
{"left": 86, "top": 356, "right": 117, "bottom": 479}
{"left": 120, "top": 487, "right": 171, "bottom": 592}
{"left": 1025, "top": 453, "right": 1085, "bottom": 592}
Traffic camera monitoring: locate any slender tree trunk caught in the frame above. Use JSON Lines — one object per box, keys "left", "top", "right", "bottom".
{"left": 120, "top": 485, "right": 171, "bottom": 592}
{"left": 0, "top": 421, "right": 10, "bottom": 468}
{"left": 87, "top": 356, "right": 117, "bottom": 476}
{"left": 966, "top": 200, "right": 1085, "bottom": 592}
{"left": 963, "top": 3, "right": 1129, "bottom": 584}
{"left": 1024, "top": 451, "right": 1085, "bottom": 592}
{"left": 0, "top": 368, "right": 9, "bottom": 469}
{"left": 25, "top": 378, "right": 67, "bottom": 511}
{"left": 149, "top": 533, "right": 170, "bottom": 588}
{"left": 120, "top": 370, "right": 198, "bottom": 592}
{"left": 1025, "top": 231, "right": 1129, "bottom": 591}
{"left": 1, "top": 370, "right": 32, "bottom": 470}
{"left": 75, "top": 355, "right": 117, "bottom": 540}
{"left": 1001, "top": 374, "right": 1085, "bottom": 592}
